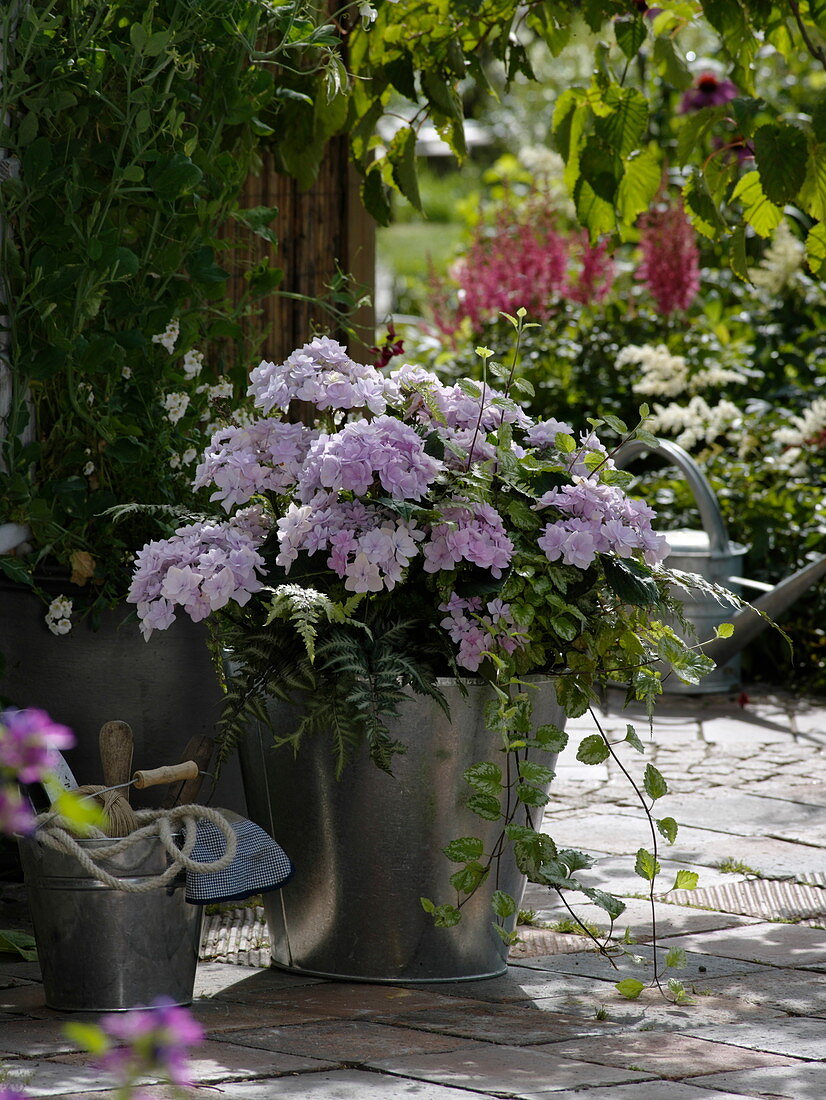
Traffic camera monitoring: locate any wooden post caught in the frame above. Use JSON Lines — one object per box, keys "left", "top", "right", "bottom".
{"left": 228, "top": 134, "right": 376, "bottom": 365}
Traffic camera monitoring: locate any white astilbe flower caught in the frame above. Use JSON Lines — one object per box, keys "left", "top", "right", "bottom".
{"left": 617, "top": 343, "right": 748, "bottom": 397}
{"left": 691, "top": 364, "right": 749, "bottom": 389}
{"left": 616, "top": 344, "right": 689, "bottom": 398}
{"left": 649, "top": 396, "right": 742, "bottom": 450}
{"left": 750, "top": 221, "right": 805, "bottom": 296}
{"left": 152, "top": 319, "right": 180, "bottom": 354}
{"left": 773, "top": 396, "right": 826, "bottom": 473}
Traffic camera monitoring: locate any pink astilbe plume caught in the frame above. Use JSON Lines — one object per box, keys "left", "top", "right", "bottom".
{"left": 637, "top": 200, "right": 700, "bottom": 315}
{"left": 430, "top": 195, "right": 619, "bottom": 335}
{"left": 434, "top": 199, "right": 568, "bottom": 335}
{"left": 566, "top": 232, "right": 615, "bottom": 305}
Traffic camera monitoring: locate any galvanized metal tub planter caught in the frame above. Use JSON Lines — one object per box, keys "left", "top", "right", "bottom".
{"left": 238, "top": 677, "right": 564, "bottom": 983}
{"left": 18, "top": 833, "right": 203, "bottom": 1011}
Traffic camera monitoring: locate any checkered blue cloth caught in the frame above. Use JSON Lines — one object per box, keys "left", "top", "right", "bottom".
{"left": 185, "top": 817, "right": 294, "bottom": 904}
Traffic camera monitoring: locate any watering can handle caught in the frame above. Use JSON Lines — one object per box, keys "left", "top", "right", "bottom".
{"left": 614, "top": 439, "right": 732, "bottom": 557}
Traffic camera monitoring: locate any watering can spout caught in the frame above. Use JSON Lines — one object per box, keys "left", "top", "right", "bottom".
{"left": 700, "top": 553, "right": 826, "bottom": 667}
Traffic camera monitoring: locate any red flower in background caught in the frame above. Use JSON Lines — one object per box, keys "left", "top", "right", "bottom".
{"left": 371, "top": 324, "right": 405, "bottom": 369}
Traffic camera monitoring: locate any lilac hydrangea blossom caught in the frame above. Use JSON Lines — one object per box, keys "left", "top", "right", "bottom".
{"left": 394, "top": 369, "right": 531, "bottom": 467}
{"left": 526, "top": 418, "right": 575, "bottom": 448}
{"left": 248, "top": 336, "right": 399, "bottom": 417}
{"left": 297, "top": 416, "right": 442, "bottom": 503}
{"left": 423, "top": 502, "right": 514, "bottom": 577}
{"left": 537, "top": 480, "right": 669, "bottom": 570}
{"left": 194, "top": 419, "right": 317, "bottom": 510}
{"left": 128, "top": 520, "right": 266, "bottom": 638}
{"left": 277, "top": 499, "right": 423, "bottom": 593}
{"left": 439, "top": 594, "right": 525, "bottom": 671}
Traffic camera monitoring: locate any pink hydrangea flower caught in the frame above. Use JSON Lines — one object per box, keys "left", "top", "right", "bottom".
{"left": 128, "top": 520, "right": 266, "bottom": 638}
{"left": 194, "top": 420, "right": 317, "bottom": 510}
{"left": 298, "top": 416, "right": 442, "bottom": 503}
{"left": 537, "top": 479, "right": 668, "bottom": 570}
{"left": 439, "top": 594, "right": 525, "bottom": 671}
{"left": 248, "top": 336, "right": 399, "bottom": 417}
{"left": 423, "top": 502, "right": 514, "bottom": 578}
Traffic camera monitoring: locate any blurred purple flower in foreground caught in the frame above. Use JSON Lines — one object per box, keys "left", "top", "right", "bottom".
{"left": 98, "top": 997, "right": 205, "bottom": 1089}
{"left": 0, "top": 708, "right": 75, "bottom": 835}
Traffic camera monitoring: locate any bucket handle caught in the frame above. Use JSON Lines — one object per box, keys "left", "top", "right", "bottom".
{"left": 614, "top": 439, "right": 732, "bottom": 558}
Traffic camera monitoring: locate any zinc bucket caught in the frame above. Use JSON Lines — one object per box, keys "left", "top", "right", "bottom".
{"left": 18, "top": 833, "right": 203, "bottom": 1011}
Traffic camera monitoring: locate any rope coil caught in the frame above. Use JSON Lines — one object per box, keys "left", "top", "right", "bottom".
{"left": 32, "top": 804, "right": 238, "bottom": 894}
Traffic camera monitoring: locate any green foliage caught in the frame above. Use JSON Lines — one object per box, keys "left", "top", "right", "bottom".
{"left": 0, "top": 0, "right": 345, "bottom": 609}
{"left": 0, "top": 928, "right": 37, "bottom": 961}
{"left": 615, "top": 977, "right": 645, "bottom": 1000}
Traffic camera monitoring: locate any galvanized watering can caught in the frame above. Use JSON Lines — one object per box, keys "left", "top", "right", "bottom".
{"left": 615, "top": 439, "right": 826, "bottom": 693}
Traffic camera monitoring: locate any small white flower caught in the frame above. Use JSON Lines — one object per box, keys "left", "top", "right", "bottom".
{"left": 83, "top": 461, "right": 95, "bottom": 476}
{"left": 151, "top": 318, "right": 180, "bottom": 354}
{"left": 47, "top": 595, "right": 73, "bottom": 619}
{"left": 169, "top": 453, "right": 181, "bottom": 469}
{"left": 47, "top": 617, "right": 72, "bottom": 636}
{"left": 182, "top": 447, "right": 197, "bottom": 465}
{"left": 164, "top": 392, "right": 190, "bottom": 424}
{"left": 182, "top": 349, "right": 204, "bottom": 380}
{"left": 357, "top": 1, "right": 378, "bottom": 22}
{"left": 122, "top": 365, "right": 132, "bottom": 379}
{"left": 77, "top": 381, "right": 95, "bottom": 406}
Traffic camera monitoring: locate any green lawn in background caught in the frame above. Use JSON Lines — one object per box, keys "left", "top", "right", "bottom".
{"left": 377, "top": 221, "right": 464, "bottom": 281}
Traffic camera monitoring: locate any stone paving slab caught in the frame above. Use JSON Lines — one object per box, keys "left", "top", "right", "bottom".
{"left": 366, "top": 1043, "right": 655, "bottom": 1097}
{"left": 371, "top": 1000, "right": 628, "bottom": 1046}
{"left": 210, "top": 1019, "right": 476, "bottom": 1061}
{"left": 540, "top": 1086, "right": 766, "bottom": 1100}
{"left": 690, "top": 1062, "right": 826, "bottom": 1099}
{"left": 681, "top": 1016, "right": 826, "bottom": 1060}
{"left": 0, "top": 1058, "right": 147, "bottom": 1097}
{"left": 534, "top": 1031, "right": 800, "bottom": 1079}
{"left": 540, "top": 811, "right": 826, "bottom": 879}
{"left": 657, "top": 922, "right": 826, "bottom": 970}
{"left": 510, "top": 944, "right": 776, "bottom": 983}
{"left": 519, "top": 895, "right": 762, "bottom": 941}
{"left": 688, "top": 968, "right": 826, "bottom": 1018}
